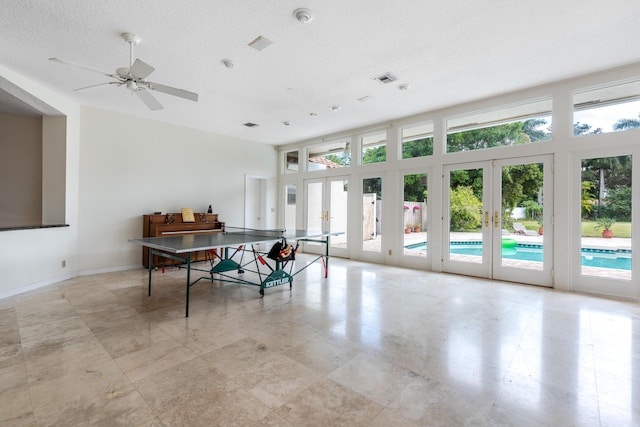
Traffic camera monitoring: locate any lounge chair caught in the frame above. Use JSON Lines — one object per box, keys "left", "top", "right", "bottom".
{"left": 513, "top": 222, "right": 538, "bottom": 236}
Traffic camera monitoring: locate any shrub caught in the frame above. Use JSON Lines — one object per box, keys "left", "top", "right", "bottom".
{"left": 449, "top": 186, "right": 482, "bottom": 231}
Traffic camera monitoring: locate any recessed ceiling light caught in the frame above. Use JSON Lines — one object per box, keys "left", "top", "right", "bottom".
{"left": 330, "top": 106, "right": 341, "bottom": 112}
{"left": 357, "top": 95, "right": 373, "bottom": 102}
{"left": 309, "top": 112, "right": 317, "bottom": 116}
{"left": 248, "top": 36, "right": 273, "bottom": 51}
{"left": 283, "top": 121, "right": 291, "bottom": 126}
{"left": 293, "top": 8, "right": 313, "bottom": 23}
{"left": 243, "top": 122, "right": 259, "bottom": 127}
{"left": 221, "top": 59, "right": 235, "bottom": 68}
{"left": 398, "top": 83, "right": 411, "bottom": 91}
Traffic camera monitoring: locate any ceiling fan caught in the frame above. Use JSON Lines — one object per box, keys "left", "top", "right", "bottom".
{"left": 49, "top": 32, "right": 198, "bottom": 111}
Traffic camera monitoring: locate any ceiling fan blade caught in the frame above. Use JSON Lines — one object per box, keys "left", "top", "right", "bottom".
{"left": 129, "top": 59, "right": 155, "bottom": 79}
{"left": 135, "top": 89, "right": 163, "bottom": 111}
{"left": 49, "top": 58, "right": 119, "bottom": 79}
{"left": 146, "top": 82, "right": 199, "bottom": 102}
{"left": 73, "top": 82, "right": 121, "bottom": 92}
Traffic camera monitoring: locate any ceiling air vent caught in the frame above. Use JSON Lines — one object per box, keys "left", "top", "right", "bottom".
{"left": 248, "top": 36, "right": 273, "bottom": 51}
{"left": 243, "top": 122, "right": 259, "bottom": 127}
{"left": 372, "top": 72, "right": 397, "bottom": 84}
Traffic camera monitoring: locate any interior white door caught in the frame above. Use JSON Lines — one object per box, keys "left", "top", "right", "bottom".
{"left": 245, "top": 176, "right": 266, "bottom": 230}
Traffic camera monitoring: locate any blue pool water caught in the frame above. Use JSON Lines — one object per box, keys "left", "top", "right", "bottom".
{"left": 405, "top": 241, "right": 632, "bottom": 271}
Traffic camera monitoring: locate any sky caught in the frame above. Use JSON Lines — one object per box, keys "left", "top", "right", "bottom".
{"left": 573, "top": 100, "right": 640, "bottom": 133}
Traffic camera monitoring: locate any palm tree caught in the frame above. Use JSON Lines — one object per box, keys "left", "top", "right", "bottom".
{"left": 613, "top": 113, "right": 640, "bottom": 131}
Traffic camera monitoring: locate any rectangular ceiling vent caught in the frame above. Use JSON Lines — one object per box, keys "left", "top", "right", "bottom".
{"left": 243, "top": 122, "right": 259, "bottom": 127}
{"left": 372, "top": 72, "right": 397, "bottom": 84}
{"left": 248, "top": 36, "right": 273, "bottom": 51}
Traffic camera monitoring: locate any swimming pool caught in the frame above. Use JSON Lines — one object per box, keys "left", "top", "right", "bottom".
{"left": 405, "top": 241, "right": 632, "bottom": 271}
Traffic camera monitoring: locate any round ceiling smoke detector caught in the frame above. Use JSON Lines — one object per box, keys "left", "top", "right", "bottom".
{"left": 293, "top": 8, "right": 313, "bottom": 23}
{"left": 221, "top": 59, "right": 235, "bottom": 69}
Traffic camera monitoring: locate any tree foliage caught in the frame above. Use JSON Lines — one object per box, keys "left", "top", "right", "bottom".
{"left": 403, "top": 173, "right": 427, "bottom": 202}
{"left": 449, "top": 186, "right": 482, "bottom": 231}
{"left": 362, "top": 145, "right": 385, "bottom": 164}
{"left": 613, "top": 113, "right": 640, "bottom": 131}
{"left": 402, "top": 137, "right": 433, "bottom": 158}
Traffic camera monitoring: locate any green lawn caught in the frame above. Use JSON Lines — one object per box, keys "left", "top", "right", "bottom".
{"left": 581, "top": 221, "right": 631, "bottom": 238}
{"left": 520, "top": 220, "right": 631, "bottom": 238}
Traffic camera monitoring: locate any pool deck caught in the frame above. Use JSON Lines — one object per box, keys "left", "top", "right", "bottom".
{"left": 447, "top": 232, "right": 632, "bottom": 251}
{"left": 399, "top": 231, "right": 632, "bottom": 280}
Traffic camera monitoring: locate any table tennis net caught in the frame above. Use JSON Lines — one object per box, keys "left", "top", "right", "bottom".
{"left": 223, "top": 227, "right": 286, "bottom": 240}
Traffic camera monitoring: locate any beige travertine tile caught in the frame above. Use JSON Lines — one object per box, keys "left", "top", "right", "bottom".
{"left": 136, "top": 357, "right": 271, "bottom": 426}
{"left": 18, "top": 315, "right": 93, "bottom": 350}
{"left": 92, "top": 321, "right": 172, "bottom": 359}
{"left": 28, "top": 359, "right": 157, "bottom": 426}
{"left": 328, "top": 352, "right": 415, "bottom": 406}
{"left": 0, "top": 375, "right": 34, "bottom": 427}
{"left": 276, "top": 378, "right": 383, "bottom": 426}
{"left": 283, "top": 334, "right": 360, "bottom": 374}
{"left": 0, "top": 306, "right": 22, "bottom": 369}
{"left": 233, "top": 353, "right": 322, "bottom": 408}
{"left": 115, "top": 338, "right": 197, "bottom": 383}
{"left": 156, "top": 313, "right": 249, "bottom": 355}
{"left": 23, "top": 335, "right": 112, "bottom": 383}
{"left": 0, "top": 255, "right": 639, "bottom": 426}
{"left": 200, "top": 336, "right": 281, "bottom": 378}
{"left": 368, "top": 408, "right": 420, "bottom": 427}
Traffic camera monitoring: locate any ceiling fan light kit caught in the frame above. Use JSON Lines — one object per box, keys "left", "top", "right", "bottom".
{"left": 49, "top": 31, "right": 199, "bottom": 111}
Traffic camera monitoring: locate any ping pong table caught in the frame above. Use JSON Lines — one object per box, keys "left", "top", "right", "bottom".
{"left": 129, "top": 228, "right": 343, "bottom": 317}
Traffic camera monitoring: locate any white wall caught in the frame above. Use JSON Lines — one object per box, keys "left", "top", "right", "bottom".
{"left": 76, "top": 106, "right": 277, "bottom": 273}
{"left": 0, "top": 65, "right": 80, "bottom": 299}
{"left": 0, "top": 68, "right": 278, "bottom": 298}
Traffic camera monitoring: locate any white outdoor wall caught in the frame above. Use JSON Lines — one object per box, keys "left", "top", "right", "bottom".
{"left": 0, "top": 65, "right": 80, "bottom": 299}
{"left": 76, "top": 106, "right": 277, "bottom": 273}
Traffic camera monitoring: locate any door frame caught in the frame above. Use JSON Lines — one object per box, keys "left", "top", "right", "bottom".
{"left": 303, "top": 175, "right": 350, "bottom": 258}
{"left": 245, "top": 175, "right": 267, "bottom": 230}
{"left": 442, "top": 155, "right": 553, "bottom": 286}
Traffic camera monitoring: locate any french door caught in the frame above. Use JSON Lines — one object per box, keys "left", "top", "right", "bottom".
{"left": 304, "top": 176, "right": 349, "bottom": 257}
{"left": 443, "top": 155, "right": 553, "bottom": 286}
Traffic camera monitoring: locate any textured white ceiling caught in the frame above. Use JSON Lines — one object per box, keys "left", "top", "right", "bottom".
{"left": 1, "top": 0, "right": 639, "bottom": 145}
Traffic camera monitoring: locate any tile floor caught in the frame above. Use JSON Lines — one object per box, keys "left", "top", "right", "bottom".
{"left": 1, "top": 255, "right": 639, "bottom": 426}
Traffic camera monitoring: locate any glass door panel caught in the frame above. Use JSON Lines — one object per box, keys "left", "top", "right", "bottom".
{"left": 443, "top": 163, "right": 490, "bottom": 277}
{"left": 444, "top": 156, "right": 553, "bottom": 285}
{"left": 306, "top": 180, "right": 323, "bottom": 232}
{"left": 362, "top": 177, "right": 382, "bottom": 254}
{"left": 493, "top": 156, "right": 553, "bottom": 286}
{"left": 402, "top": 172, "right": 428, "bottom": 258}
{"left": 580, "top": 155, "right": 632, "bottom": 281}
{"left": 304, "top": 177, "right": 349, "bottom": 257}
{"left": 329, "top": 179, "right": 348, "bottom": 250}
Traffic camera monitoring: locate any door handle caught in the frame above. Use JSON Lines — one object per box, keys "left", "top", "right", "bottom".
{"left": 484, "top": 211, "right": 489, "bottom": 227}
{"left": 494, "top": 211, "right": 499, "bottom": 228}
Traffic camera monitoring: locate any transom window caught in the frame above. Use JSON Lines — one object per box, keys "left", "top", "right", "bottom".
{"left": 402, "top": 122, "right": 433, "bottom": 159}
{"left": 361, "top": 131, "right": 386, "bottom": 164}
{"left": 307, "top": 138, "right": 351, "bottom": 170}
{"left": 446, "top": 99, "right": 552, "bottom": 153}
{"left": 573, "top": 80, "right": 640, "bottom": 136}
